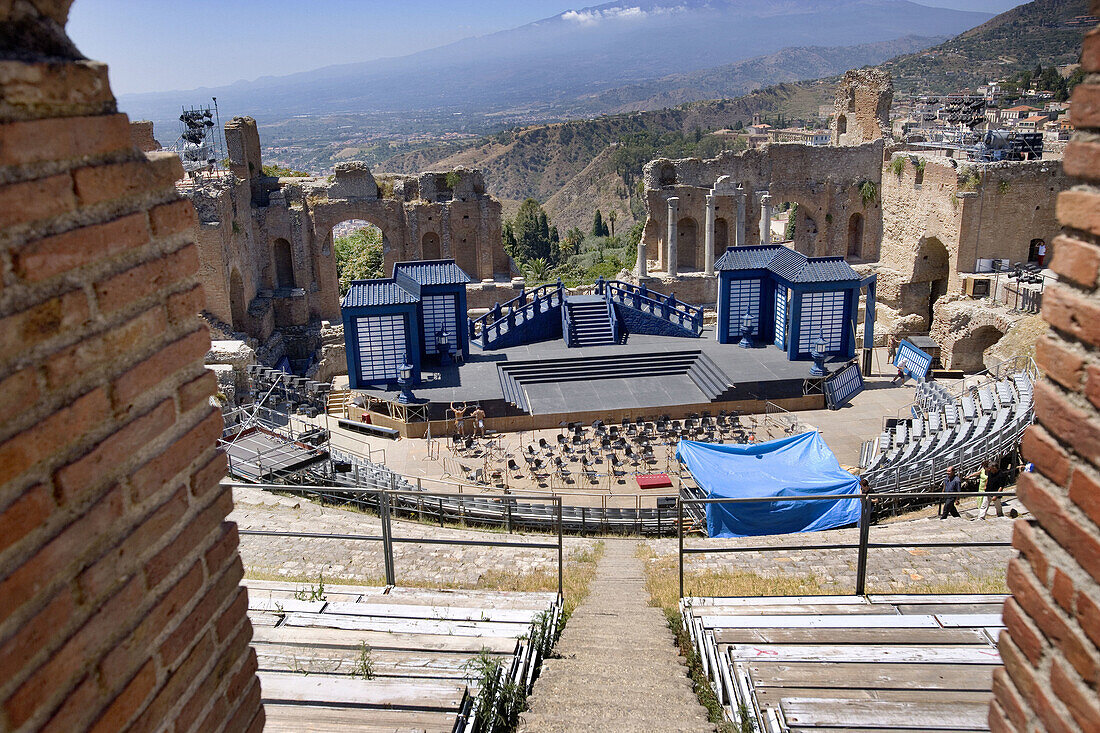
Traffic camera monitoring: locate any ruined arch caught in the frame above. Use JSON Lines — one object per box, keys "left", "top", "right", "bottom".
{"left": 229, "top": 268, "right": 247, "bottom": 330}
{"left": 914, "top": 236, "right": 951, "bottom": 324}
{"left": 677, "top": 216, "right": 698, "bottom": 270}
{"left": 950, "top": 324, "right": 1006, "bottom": 373}
{"left": 658, "top": 163, "right": 677, "bottom": 186}
{"left": 847, "top": 213, "right": 864, "bottom": 260}
{"left": 714, "top": 217, "right": 729, "bottom": 254}
{"left": 837, "top": 115, "right": 847, "bottom": 136}
{"left": 273, "top": 238, "right": 296, "bottom": 289}
{"left": 774, "top": 200, "right": 819, "bottom": 256}
{"left": 422, "top": 231, "right": 441, "bottom": 260}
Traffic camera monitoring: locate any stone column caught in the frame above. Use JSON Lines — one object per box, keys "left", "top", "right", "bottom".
{"left": 635, "top": 231, "right": 647, "bottom": 278}
{"left": 734, "top": 185, "right": 746, "bottom": 248}
{"left": 703, "top": 193, "right": 716, "bottom": 274}
{"left": 758, "top": 193, "right": 772, "bottom": 246}
{"left": 666, "top": 197, "right": 679, "bottom": 277}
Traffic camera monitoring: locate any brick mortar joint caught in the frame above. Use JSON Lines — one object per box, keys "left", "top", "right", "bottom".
{"left": 1000, "top": 618, "right": 1080, "bottom": 727}
{"left": 1014, "top": 520, "right": 1100, "bottom": 646}
{"left": 1022, "top": 470, "right": 1100, "bottom": 591}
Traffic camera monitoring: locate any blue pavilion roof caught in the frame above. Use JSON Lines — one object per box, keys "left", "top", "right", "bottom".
{"left": 715, "top": 245, "right": 860, "bottom": 284}
{"left": 342, "top": 278, "right": 420, "bottom": 308}
{"left": 393, "top": 259, "right": 472, "bottom": 286}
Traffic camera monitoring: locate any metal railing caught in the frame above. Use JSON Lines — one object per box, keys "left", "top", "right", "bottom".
{"left": 677, "top": 490, "right": 1016, "bottom": 598}
{"left": 228, "top": 481, "right": 564, "bottom": 597}
{"left": 600, "top": 279, "right": 704, "bottom": 335}
{"left": 469, "top": 281, "right": 564, "bottom": 348}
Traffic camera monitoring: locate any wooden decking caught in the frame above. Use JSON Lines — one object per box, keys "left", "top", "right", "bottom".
{"left": 681, "top": 594, "right": 1007, "bottom": 732}
{"left": 244, "top": 579, "right": 561, "bottom": 732}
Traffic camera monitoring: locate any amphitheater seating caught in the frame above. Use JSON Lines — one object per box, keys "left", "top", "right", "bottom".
{"left": 681, "top": 593, "right": 1006, "bottom": 730}
{"left": 246, "top": 578, "right": 560, "bottom": 733}
{"left": 860, "top": 362, "right": 1035, "bottom": 496}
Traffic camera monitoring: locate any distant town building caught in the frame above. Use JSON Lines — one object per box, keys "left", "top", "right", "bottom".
{"left": 770, "top": 127, "right": 830, "bottom": 146}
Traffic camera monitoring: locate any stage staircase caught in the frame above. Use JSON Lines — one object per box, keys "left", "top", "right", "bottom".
{"left": 564, "top": 295, "right": 618, "bottom": 347}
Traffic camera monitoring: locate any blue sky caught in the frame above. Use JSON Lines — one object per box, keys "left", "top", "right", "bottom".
{"left": 68, "top": 0, "right": 1028, "bottom": 96}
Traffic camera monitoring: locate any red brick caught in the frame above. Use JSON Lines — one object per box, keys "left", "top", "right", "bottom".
{"left": 1035, "top": 335, "right": 1085, "bottom": 392}
{"left": 54, "top": 399, "right": 176, "bottom": 506}
{"left": 72, "top": 159, "right": 174, "bottom": 207}
{"left": 1002, "top": 597, "right": 1046, "bottom": 666}
{"left": 1084, "top": 27, "right": 1100, "bottom": 73}
{"left": 0, "top": 289, "right": 89, "bottom": 368}
{"left": 204, "top": 522, "right": 240, "bottom": 579}
{"left": 1064, "top": 141, "right": 1100, "bottom": 181}
{"left": 0, "top": 589, "right": 75, "bottom": 682}
{"left": 129, "top": 407, "right": 222, "bottom": 505}
{"left": 40, "top": 672, "right": 102, "bottom": 733}
{"left": 1012, "top": 520, "right": 1051, "bottom": 586}
{"left": 986, "top": 702, "right": 1013, "bottom": 733}
{"left": 0, "top": 114, "right": 131, "bottom": 167}
{"left": 991, "top": 667, "right": 1031, "bottom": 731}
{"left": 45, "top": 306, "right": 167, "bottom": 392}
{"left": 0, "top": 386, "right": 109, "bottom": 488}
{"left": 1071, "top": 84, "right": 1100, "bottom": 132}
{"left": 1069, "top": 465, "right": 1100, "bottom": 530}
{"left": 1050, "top": 657, "right": 1100, "bottom": 730}
{"left": 144, "top": 487, "right": 233, "bottom": 590}
{"left": 111, "top": 328, "right": 209, "bottom": 410}
{"left": 1008, "top": 556, "right": 1099, "bottom": 686}
{"left": 0, "top": 367, "right": 41, "bottom": 430}
{"left": 4, "top": 575, "right": 144, "bottom": 728}
{"left": 1050, "top": 234, "right": 1100, "bottom": 290}
{"left": 1058, "top": 189, "right": 1100, "bottom": 238}
{"left": 126, "top": 631, "right": 216, "bottom": 732}
{"left": 179, "top": 370, "right": 218, "bottom": 416}
{"left": 1051, "top": 569, "right": 1076, "bottom": 615}
{"left": 1022, "top": 426, "right": 1073, "bottom": 488}
{"left": 0, "top": 485, "right": 123, "bottom": 626}
{"left": 0, "top": 173, "right": 75, "bottom": 229}
{"left": 88, "top": 660, "right": 156, "bottom": 733}
{"left": 1086, "top": 364, "right": 1100, "bottom": 412}
{"left": 195, "top": 696, "right": 229, "bottom": 733}
{"left": 215, "top": 587, "right": 248, "bottom": 646}
{"left": 1021, "top": 473, "right": 1100, "bottom": 588}
{"left": 0, "top": 483, "right": 53, "bottom": 555}
{"left": 94, "top": 244, "right": 199, "bottom": 316}
{"left": 98, "top": 560, "right": 204, "bottom": 683}
{"left": 167, "top": 284, "right": 206, "bottom": 328}
{"left": 999, "top": 635, "right": 1076, "bottom": 733}
{"left": 1076, "top": 589, "right": 1100, "bottom": 651}
{"left": 149, "top": 199, "right": 197, "bottom": 238}
{"left": 160, "top": 552, "right": 242, "bottom": 668}
{"left": 223, "top": 676, "right": 261, "bottom": 733}
{"left": 13, "top": 212, "right": 150, "bottom": 282}
{"left": 1032, "top": 380, "right": 1100, "bottom": 469}
{"left": 78, "top": 486, "right": 189, "bottom": 604}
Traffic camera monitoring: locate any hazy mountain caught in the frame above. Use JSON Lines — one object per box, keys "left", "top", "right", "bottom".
{"left": 119, "top": 0, "right": 988, "bottom": 135}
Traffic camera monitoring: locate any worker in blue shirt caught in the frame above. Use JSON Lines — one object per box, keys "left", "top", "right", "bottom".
{"left": 940, "top": 465, "right": 962, "bottom": 519}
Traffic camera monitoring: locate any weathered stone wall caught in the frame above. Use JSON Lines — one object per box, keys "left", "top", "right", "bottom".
{"left": 991, "top": 9, "right": 1100, "bottom": 727}
{"left": 129, "top": 120, "right": 160, "bottom": 152}
{"left": 830, "top": 68, "right": 893, "bottom": 146}
{"left": 640, "top": 141, "right": 885, "bottom": 270}
{"left": 0, "top": 2, "right": 262, "bottom": 730}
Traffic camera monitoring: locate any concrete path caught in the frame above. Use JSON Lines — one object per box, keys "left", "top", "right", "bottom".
{"left": 520, "top": 540, "right": 715, "bottom": 732}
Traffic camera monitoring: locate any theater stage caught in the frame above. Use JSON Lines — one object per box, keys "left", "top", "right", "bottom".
{"left": 352, "top": 327, "right": 846, "bottom": 431}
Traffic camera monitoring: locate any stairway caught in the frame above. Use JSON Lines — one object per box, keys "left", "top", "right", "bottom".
{"left": 565, "top": 295, "right": 616, "bottom": 347}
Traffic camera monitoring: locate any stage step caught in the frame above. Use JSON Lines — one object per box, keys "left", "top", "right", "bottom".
{"left": 497, "top": 350, "right": 733, "bottom": 412}
{"left": 564, "top": 297, "right": 617, "bottom": 347}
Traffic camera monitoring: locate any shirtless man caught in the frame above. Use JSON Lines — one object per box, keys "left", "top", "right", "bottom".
{"left": 472, "top": 404, "right": 486, "bottom": 438}
{"left": 451, "top": 401, "right": 468, "bottom": 437}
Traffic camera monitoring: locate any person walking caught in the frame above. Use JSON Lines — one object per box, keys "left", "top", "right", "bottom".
{"left": 892, "top": 357, "right": 909, "bottom": 385}
{"left": 977, "top": 461, "right": 1005, "bottom": 519}
{"left": 940, "top": 465, "right": 961, "bottom": 519}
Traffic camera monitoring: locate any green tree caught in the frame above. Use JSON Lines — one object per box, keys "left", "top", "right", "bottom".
{"left": 512, "top": 198, "right": 553, "bottom": 263}
{"left": 592, "top": 209, "right": 606, "bottom": 237}
{"left": 607, "top": 210, "right": 617, "bottom": 237}
{"left": 784, "top": 203, "right": 798, "bottom": 241}
{"left": 333, "top": 227, "right": 383, "bottom": 294}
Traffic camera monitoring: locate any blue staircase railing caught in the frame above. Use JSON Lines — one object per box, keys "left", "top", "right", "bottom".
{"left": 597, "top": 279, "right": 704, "bottom": 336}
{"left": 605, "top": 292, "right": 621, "bottom": 345}
{"left": 469, "top": 281, "right": 565, "bottom": 350}
{"left": 561, "top": 296, "right": 574, "bottom": 347}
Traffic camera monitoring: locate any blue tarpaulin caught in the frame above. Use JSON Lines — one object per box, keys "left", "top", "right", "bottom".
{"left": 677, "top": 432, "right": 861, "bottom": 538}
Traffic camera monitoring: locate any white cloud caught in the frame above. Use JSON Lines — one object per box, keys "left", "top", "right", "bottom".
{"left": 560, "top": 5, "right": 683, "bottom": 26}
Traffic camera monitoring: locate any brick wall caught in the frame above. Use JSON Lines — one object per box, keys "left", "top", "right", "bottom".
{"left": 0, "top": 2, "right": 262, "bottom": 731}
{"left": 992, "top": 8, "right": 1100, "bottom": 731}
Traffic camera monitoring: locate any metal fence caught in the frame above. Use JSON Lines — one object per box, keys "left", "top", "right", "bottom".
{"left": 227, "top": 481, "right": 564, "bottom": 597}
{"left": 677, "top": 490, "right": 1016, "bottom": 598}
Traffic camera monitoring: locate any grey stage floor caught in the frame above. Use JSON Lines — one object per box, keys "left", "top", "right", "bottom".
{"left": 360, "top": 327, "right": 846, "bottom": 414}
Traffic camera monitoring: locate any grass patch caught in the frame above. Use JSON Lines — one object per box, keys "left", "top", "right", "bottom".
{"left": 900, "top": 573, "right": 1008, "bottom": 594}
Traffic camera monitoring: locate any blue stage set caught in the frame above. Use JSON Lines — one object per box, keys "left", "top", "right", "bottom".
{"left": 714, "top": 245, "right": 876, "bottom": 361}
{"left": 341, "top": 260, "right": 471, "bottom": 389}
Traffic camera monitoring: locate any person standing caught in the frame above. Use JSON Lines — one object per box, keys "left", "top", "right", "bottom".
{"left": 451, "top": 401, "right": 467, "bottom": 437}
{"left": 892, "top": 357, "right": 909, "bottom": 385}
{"left": 940, "top": 465, "right": 961, "bottom": 519}
{"left": 1037, "top": 241, "right": 1047, "bottom": 267}
{"left": 978, "top": 461, "right": 1005, "bottom": 519}
{"left": 472, "top": 404, "right": 486, "bottom": 438}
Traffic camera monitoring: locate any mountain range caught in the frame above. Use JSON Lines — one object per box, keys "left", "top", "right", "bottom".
{"left": 119, "top": 0, "right": 988, "bottom": 136}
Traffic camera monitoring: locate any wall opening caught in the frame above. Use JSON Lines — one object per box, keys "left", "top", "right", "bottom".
{"left": 273, "top": 238, "right": 296, "bottom": 289}
{"left": 332, "top": 219, "right": 384, "bottom": 294}
{"left": 1028, "top": 238, "right": 1044, "bottom": 264}
{"left": 847, "top": 89, "right": 857, "bottom": 112}
{"left": 914, "top": 236, "right": 951, "bottom": 324}
{"left": 677, "top": 217, "right": 698, "bottom": 270}
{"left": 422, "top": 231, "right": 441, "bottom": 260}
{"left": 229, "top": 268, "right": 247, "bottom": 330}
{"left": 837, "top": 115, "right": 847, "bottom": 136}
{"left": 847, "top": 213, "right": 864, "bottom": 260}
{"left": 775, "top": 201, "right": 818, "bottom": 256}
{"left": 714, "top": 217, "right": 729, "bottom": 254}
{"left": 951, "top": 324, "right": 1005, "bottom": 372}
{"left": 658, "top": 163, "right": 677, "bottom": 186}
